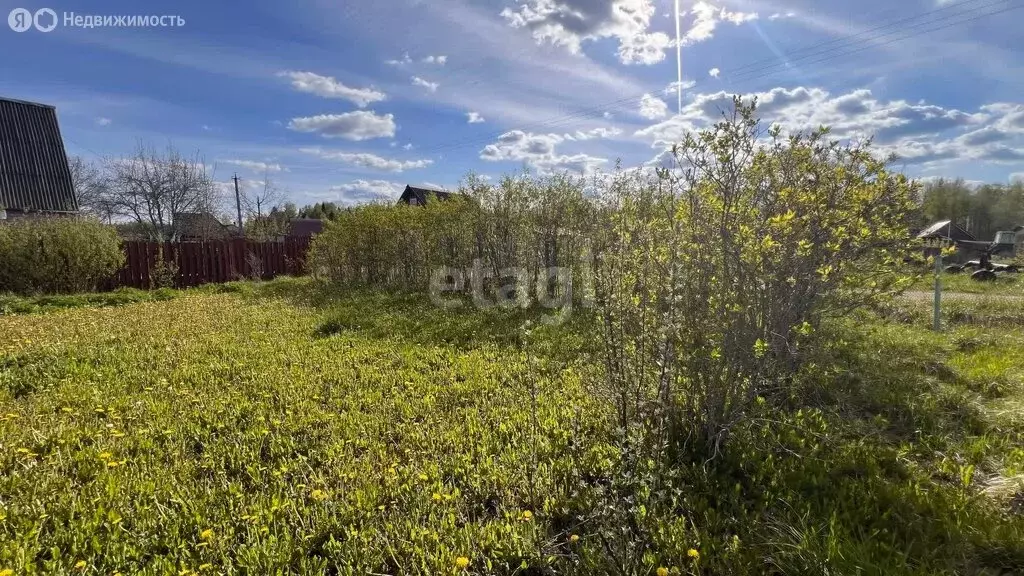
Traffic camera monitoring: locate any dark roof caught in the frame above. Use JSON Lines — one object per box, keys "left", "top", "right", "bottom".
{"left": 397, "top": 185, "right": 453, "bottom": 205}
{"left": 173, "top": 212, "right": 236, "bottom": 239}
{"left": 916, "top": 220, "right": 976, "bottom": 242}
{"left": 288, "top": 218, "right": 324, "bottom": 237}
{"left": 0, "top": 96, "right": 78, "bottom": 213}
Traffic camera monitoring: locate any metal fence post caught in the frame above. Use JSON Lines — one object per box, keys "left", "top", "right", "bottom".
{"left": 933, "top": 242, "right": 942, "bottom": 332}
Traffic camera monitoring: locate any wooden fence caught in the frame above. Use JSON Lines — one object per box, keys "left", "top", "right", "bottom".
{"left": 109, "top": 237, "right": 312, "bottom": 289}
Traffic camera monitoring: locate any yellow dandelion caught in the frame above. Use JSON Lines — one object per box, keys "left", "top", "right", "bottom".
{"left": 687, "top": 548, "right": 700, "bottom": 560}
{"left": 106, "top": 461, "right": 119, "bottom": 468}
{"left": 0, "top": 569, "right": 13, "bottom": 576}
{"left": 569, "top": 534, "right": 580, "bottom": 543}
{"left": 432, "top": 492, "right": 443, "bottom": 502}
{"left": 311, "top": 489, "right": 327, "bottom": 501}
{"left": 98, "top": 452, "right": 113, "bottom": 460}
{"left": 200, "top": 528, "right": 214, "bottom": 541}
{"left": 657, "top": 568, "right": 669, "bottom": 576}
{"left": 74, "top": 560, "right": 87, "bottom": 570}
{"left": 455, "top": 556, "right": 470, "bottom": 570}
{"left": 521, "top": 510, "right": 533, "bottom": 521}
{"left": 418, "top": 473, "right": 429, "bottom": 482}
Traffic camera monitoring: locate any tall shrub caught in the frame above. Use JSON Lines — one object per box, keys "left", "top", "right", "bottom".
{"left": 593, "top": 99, "right": 918, "bottom": 454}
{"left": 0, "top": 217, "right": 125, "bottom": 294}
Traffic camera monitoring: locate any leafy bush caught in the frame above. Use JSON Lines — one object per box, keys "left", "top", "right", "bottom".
{"left": 149, "top": 249, "right": 179, "bottom": 289}
{"left": 0, "top": 217, "right": 125, "bottom": 294}
{"left": 308, "top": 173, "right": 595, "bottom": 302}
{"left": 592, "top": 99, "right": 919, "bottom": 454}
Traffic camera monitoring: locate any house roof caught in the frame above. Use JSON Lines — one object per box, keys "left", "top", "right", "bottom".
{"left": 398, "top": 185, "right": 453, "bottom": 205}
{"left": 916, "top": 220, "right": 976, "bottom": 241}
{"left": 173, "top": 212, "right": 236, "bottom": 239}
{"left": 288, "top": 218, "right": 324, "bottom": 237}
{"left": 0, "top": 96, "right": 78, "bottom": 213}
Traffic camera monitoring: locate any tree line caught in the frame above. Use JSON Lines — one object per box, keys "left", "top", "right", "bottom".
{"left": 918, "top": 177, "right": 1024, "bottom": 240}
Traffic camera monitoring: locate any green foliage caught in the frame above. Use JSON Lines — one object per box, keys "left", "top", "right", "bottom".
{"left": 0, "top": 217, "right": 125, "bottom": 294}
{"left": 308, "top": 173, "right": 595, "bottom": 303}
{"left": 593, "top": 98, "right": 919, "bottom": 453}
{"left": 298, "top": 201, "right": 344, "bottom": 221}
{"left": 149, "top": 248, "right": 180, "bottom": 289}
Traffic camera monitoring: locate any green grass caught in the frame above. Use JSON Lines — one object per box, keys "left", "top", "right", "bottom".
{"left": 1, "top": 277, "right": 1023, "bottom": 574}
{"left": 0, "top": 281, "right": 262, "bottom": 315}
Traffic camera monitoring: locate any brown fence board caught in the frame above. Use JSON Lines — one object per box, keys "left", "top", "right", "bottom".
{"left": 112, "top": 238, "right": 312, "bottom": 290}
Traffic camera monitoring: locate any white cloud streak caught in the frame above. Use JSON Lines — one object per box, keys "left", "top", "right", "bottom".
{"left": 300, "top": 148, "right": 433, "bottom": 172}
{"left": 287, "top": 111, "right": 396, "bottom": 141}
{"left": 277, "top": 71, "right": 386, "bottom": 107}
{"left": 412, "top": 76, "right": 439, "bottom": 92}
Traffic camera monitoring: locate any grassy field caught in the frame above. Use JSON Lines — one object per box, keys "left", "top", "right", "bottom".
{"left": 2, "top": 278, "right": 1023, "bottom": 574}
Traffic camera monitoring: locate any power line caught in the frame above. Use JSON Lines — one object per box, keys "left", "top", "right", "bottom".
{"left": 414, "top": 0, "right": 1020, "bottom": 157}
{"left": 724, "top": 0, "right": 1000, "bottom": 76}
{"left": 723, "top": 0, "right": 1012, "bottom": 84}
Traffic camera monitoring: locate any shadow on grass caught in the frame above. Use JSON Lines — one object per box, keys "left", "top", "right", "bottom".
{"left": 0, "top": 287, "right": 178, "bottom": 315}
{"left": 797, "top": 317, "right": 991, "bottom": 442}
{"left": 237, "top": 277, "right": 598, "bottom": 360}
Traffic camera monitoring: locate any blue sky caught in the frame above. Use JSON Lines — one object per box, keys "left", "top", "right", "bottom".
{"left": 1, "top": 0, "right": 1022, "bottom": 206}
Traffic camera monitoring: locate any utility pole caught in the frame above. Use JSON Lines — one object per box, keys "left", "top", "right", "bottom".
{"left": 675, "top": 0, "right": 682, "bottom": 115}
{"left": 232, "top": 173, "right": 244, "bottom": 235}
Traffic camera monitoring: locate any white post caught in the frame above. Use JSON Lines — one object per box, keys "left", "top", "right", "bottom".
{"left": 675, "top": 0, "right": 682, "bottom": 114}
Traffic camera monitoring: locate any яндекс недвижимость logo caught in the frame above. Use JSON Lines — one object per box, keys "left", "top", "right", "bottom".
{"left": 8, "top": 8, "right": 184, "bottom": 32}
{"left": 8, "top": 8, "right": 57, "bottom": 32}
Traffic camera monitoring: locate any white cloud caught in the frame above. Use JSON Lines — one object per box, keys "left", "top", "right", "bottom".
{"left": 635, "top": 85, "right": 1024, "bottom": 169}
{"left": 412, "top": 76, "right": 439, "bottom": 92}
{"left": 682, "top": 2, "right": 758, "bottom": 46}
{"left": 639, "top": 93, "right": 669, "bottom": 120}
{"left": 300, "top": 148, "right": 432, "bottom": 172}
{"left": 277, "top": 71, "right": 386, "bottom": 107}
{"left": 663, "top": 80, "right": 697, "bottom": 96}
{"left": 501, "top": 0, "right": 672, "bottom": 65}
{"left": 479, "top": 130, "right": 607, "bottom": 175}
{"left": 385, "top": 52, "right": 413, "bottom": 66}
{"left": 331, "top": 179, "right": 405, "bottom": 203}
{"left": 467, "top": 111, "right": 485, "bottom": 124}
{"left": 566, "top": 127, "right": 623, "bottom": 140}
{"left": 95, "top": 117, "right": 112, "bottom": 126}
{"left": 709, "top": 67, "right": 720, "bottom": 78}
{"left": 423, "top": 55, "right": 448, "bottom": 65}
{"left": 287, "top": 111, "right": 396, "bottom": 141}
{"left": 603, "top": 111, "right": 615, "bottom": 120}
{"left": 219, "top": 159, "right": 285, "bottom": 173}
{"left": 768, "top": 12, "right": 796, "bottom": 20}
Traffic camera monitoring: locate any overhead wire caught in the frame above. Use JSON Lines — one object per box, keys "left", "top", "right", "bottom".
{"left": 411, "top": 0, "right": 1020, "bottom": 157}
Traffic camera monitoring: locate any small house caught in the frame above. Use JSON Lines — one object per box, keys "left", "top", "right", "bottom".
{"left": 0, "top": 96, "right": 78, "bottom": 220}
{"left": 287, "top": 218, "right": 324, "bottom": 238}
{"left": 173, "top": 212, "right": 237, "bottom": 241}
{"left": 397, "top": 185, "right": 453, "bottom": 206}
{"left": 916, "top": 220, "right": 976, "bottom": 261}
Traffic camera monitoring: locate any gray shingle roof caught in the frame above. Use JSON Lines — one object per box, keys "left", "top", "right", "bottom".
{"left": 0, "top": 97, "right": 78, "bottom": 213}
{"left": 398, "top": 185, "right": 453, "bottom": 205}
